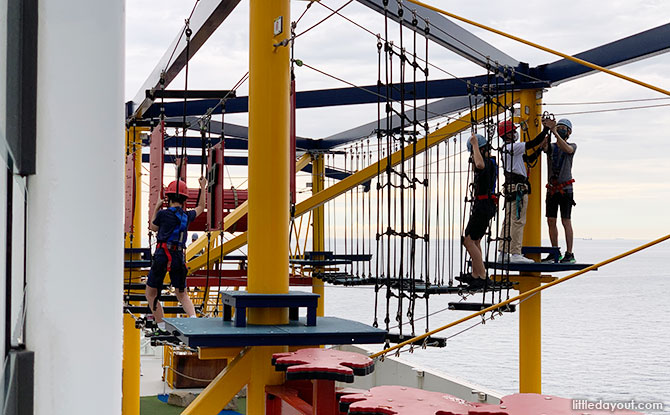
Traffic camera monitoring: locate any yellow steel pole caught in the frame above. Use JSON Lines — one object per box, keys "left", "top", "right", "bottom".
{"left": 518, "top": 89, "right": 543, "bottom": 393}
{"left": 247, "top": 0, "right": 291, "bottom": 412}
{"left": 312, "top": 154, "right": 325, "bottom": 316}
{"left": 122, "top": 313, "right": 140, "bottom": 415}
{"left": 247, "top": 0, "right": 290, "bottom": 320}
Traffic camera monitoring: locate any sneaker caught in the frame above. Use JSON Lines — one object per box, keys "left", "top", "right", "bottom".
{"left": 467, "top": 277, "right": 495, "bottom": 290}
{"left": 541, "top": 251, "right": 561, "bottom": 263}
{"left": 560, "top": 252, "right": 576, "bottom": 264}
{"left": 455, "top": 273, "right": 474, "bottom": 284}
{"left": 509, "top": 254, "right": 534, "bottom": 264}
{"left": 497, "top": 252, "right": 510, "bottom": 263}
{"left": 147, "top": 328, "right": 170, "bottom": 338}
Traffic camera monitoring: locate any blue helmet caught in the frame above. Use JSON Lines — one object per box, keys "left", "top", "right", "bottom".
{"left": 557, "top": 118, "right": 572, "bottom": 131}
{"left": 466, "top": 133, "right": 488, "bottom": 152}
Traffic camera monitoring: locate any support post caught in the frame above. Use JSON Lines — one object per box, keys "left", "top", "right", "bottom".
{"left": 248, "top": 346, "right": 286, "bottom": 414}
{"left": 122, "top": 313, "right": 140, "bottom": 415}
{"left": 312, "top": 154, "right": 325, "bottom": 316}
{"left": 247, "top": 0, "right": 291, "bottom": 411}
{"left": 518, "top": 89, "right": 543, "bottom": 394}
{"left": 247, "top": 0, "right": 290, "bottom": 323}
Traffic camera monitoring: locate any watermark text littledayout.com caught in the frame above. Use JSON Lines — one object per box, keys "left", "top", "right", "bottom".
{"left": 572, "top": 399, "right": 665, "bottom": 412}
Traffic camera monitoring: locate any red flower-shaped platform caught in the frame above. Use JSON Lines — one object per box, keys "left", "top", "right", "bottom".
{"left": 339, "top": 386, "right": 643, "bottom": 415}
{"left": 272, "top": 348, "right": 375, "bottom": 383}
{"left": 340, "top": 385, "right": 480, "bottom": 415}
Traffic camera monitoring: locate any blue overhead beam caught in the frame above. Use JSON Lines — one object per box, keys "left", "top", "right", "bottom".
{"left": 144, "top": 75, "right": 546, "bottom": 118}
{"left": 141, "top": 154, "right": 248, "bottom": 166}
{"left": 157, "top": 135, "right": 316, "bottom": 152}
{"left": 140, "top": 153, "right": 352, "bottom": 181}
{"left": 531, "top": 23, "right": 670, "bottom": 85}
{"left": 143, "top": 23, "right": 670, "bottom": 120}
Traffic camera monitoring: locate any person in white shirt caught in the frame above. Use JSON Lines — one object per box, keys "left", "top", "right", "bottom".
{"left": 497, "top": 119, "right": 550, "bottom": 263}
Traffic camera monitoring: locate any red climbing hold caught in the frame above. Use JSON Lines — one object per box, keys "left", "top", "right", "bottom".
{"left": 272, "top": 348, "right": 374, "bottom": 383}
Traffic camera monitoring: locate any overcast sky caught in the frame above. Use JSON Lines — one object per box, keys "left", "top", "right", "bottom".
{"left": 126, "top": 0, "right": 670, "bottom": 240}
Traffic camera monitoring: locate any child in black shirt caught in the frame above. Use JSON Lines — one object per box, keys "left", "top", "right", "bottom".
{"left": 461, "top": 134, "right": 498, "bottom": 289}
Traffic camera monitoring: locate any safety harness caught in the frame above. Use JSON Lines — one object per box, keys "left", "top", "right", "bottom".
{"left": 152, "top": 207, "right": 189, "bottom": 311}
{"left": 474, "top": 157, "right": 499, "bottom": 204}
{"left": 547, "top": 178, "right": 575, "bottom": 195}
{"left": 157, "top": 207, "right": 189, "bottom": 272}
{"left": 503, "top": 172, "right": 530, "bottom": 220}
{"left": 547, "top": 143, "right": 575, "bottom": 196}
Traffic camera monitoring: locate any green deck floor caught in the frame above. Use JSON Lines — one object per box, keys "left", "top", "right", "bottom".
{"left": 140, "top": 396, "right": 246, "bottom": 415}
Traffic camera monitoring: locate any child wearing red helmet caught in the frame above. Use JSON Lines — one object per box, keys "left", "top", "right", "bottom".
{"left": 145, "top": 176, "right": 207, "bottom": 333}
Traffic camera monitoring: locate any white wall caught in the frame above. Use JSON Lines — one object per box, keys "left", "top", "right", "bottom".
{"left": 10, "top": 176, "right": 26, "bottom": 348}
{"left": 0, "top": 0, "right": 8, "bottom": 369}
{"left": 0, "top": 161, "right": 6, "bottom": 362}
{"left": 0, "top": 0, "right": 6, "bottom": 150}
{"left": 26, "top": 0, "right": 125, "bottom": 413}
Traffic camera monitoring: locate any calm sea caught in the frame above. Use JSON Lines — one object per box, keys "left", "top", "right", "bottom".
{"left": 320, "top": 238, "right": 670, "bottom": 414}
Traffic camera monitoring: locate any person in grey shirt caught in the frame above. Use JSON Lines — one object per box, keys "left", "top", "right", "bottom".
{"left": 542, "top": 118, "right": 577, "bottom": 263}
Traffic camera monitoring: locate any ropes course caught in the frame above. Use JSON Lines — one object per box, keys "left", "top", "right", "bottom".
{"left": 120, "top": 3, "right": 670, "bottom": 412}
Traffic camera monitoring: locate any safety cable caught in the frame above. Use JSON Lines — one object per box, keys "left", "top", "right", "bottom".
{"left": 404, "top": 0, "right": 670, "bottom": 97}
{"left": 296, "top": 61, "right": 492, "bottom": 126}
{"left": 315, "top": 0, "right": 525, "bottom": 86}
{"left": 551, "top": 102, "right": 670, "bottom": 116}
{"left": 293, "top": 0, "right": 354, "bottom": 40}
{"left": 162, "top": 0, "right": 201, "bottom": 72}
{"left": 544, "top": 97, "right": 670, "bottom": 106}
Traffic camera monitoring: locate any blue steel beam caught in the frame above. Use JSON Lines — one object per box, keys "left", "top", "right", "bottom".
{"left": 141, "top": 154, "right": 248, "bottom": 166}
{"left": 532, "top": 23, "right": 670, "bottom": 85}
{"left": 170, "top": 119, "right": 316, "bottom": 150}
{"left": 321, "top": 96, "right": 473, "bottom": 148}
{"left": 356, "top": 0, "right": 518, "bottom": 69}
{"left": 143, "top": 136, "right": 247, "bottom": 150}
{"left": 141, "top": 153, "right": 352, "bottom": 182}
{"left": 144, "top": 76, "right": 545, "bottom": 118}
{"left": 159, "top": 96, "right": 475, "bottom": 151}
{"left": 143, "top": 24, "right": 670, "bottom": 119}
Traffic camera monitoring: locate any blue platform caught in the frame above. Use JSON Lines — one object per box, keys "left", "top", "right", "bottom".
{"left": 221, "top": 291, "right": 320, "bottom": 327}
{"left": 485, "top": 261, "right": 595, "bottom": 273}
{"left": 163, "top": 316, "right": 387, "bottom": 348}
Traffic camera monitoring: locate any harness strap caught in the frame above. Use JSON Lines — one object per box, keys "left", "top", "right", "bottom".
{"left": 475, "top": 194, "right": 499, "bottom": 203}
{"left": 166, "top": 207, "right": 189, "bottom": 246}
{"left": 546, "top": 178, "right": 575, "bottom": 195}
{"left": 157, "top": 242, "right": 174, "bottom": 272}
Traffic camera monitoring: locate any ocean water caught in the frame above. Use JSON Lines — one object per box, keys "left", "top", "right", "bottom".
{"left": 320, "top": 238, "right": 670, "bottom": 414}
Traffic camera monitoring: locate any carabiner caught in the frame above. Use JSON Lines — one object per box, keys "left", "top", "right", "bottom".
{"left": 542, "top": 111, "right": 555, "bottom": 121}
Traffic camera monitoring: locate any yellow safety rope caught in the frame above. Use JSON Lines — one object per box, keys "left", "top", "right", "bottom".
{"left": 405, "top": 0, "right": 670, "bottom": 97}
{"left": 370, "top": 233, "right": 670, "bottom": 358}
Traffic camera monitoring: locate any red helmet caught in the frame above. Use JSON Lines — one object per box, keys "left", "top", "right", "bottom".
{"left": 165, "top": 180, "right": 188, "bottom": 197}
{"left": 497, "top": 120, "right": 517, "bottom": 137}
